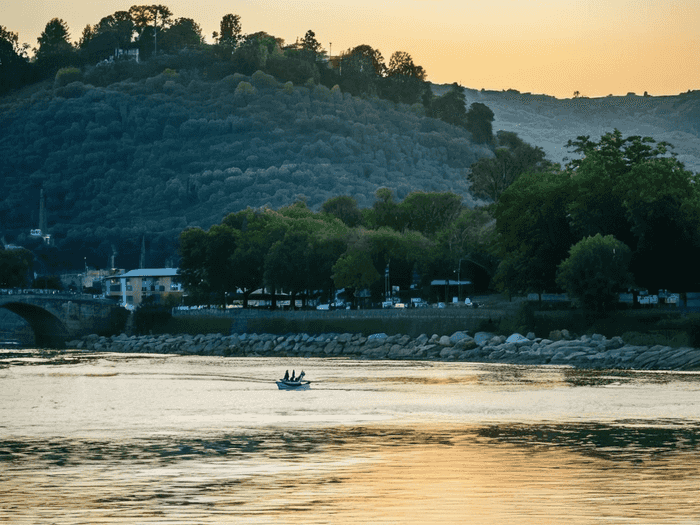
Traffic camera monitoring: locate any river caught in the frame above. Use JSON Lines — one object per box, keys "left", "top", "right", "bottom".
{"left": 1, "top": 350, "right": 699, "bottom": 524}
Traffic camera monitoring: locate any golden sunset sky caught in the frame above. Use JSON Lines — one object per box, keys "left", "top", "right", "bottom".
{"left": 4, "top": 0, "right": 698, "bottom": 99}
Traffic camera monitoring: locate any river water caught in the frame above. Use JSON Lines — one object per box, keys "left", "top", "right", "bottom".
{"left": 1, "top": 350, "right": 699, "bottom": 524}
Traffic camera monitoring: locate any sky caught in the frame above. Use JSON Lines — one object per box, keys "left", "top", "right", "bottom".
{"left": 2, "top": 0, "right": 698, "bottom": 99}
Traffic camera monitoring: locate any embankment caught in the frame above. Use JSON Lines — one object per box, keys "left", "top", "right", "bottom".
{"left": 68, "top": 329, "right": 700, "bottom": 371}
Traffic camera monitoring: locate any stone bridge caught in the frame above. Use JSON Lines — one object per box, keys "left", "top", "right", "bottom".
{"left": 0, "top": 291, "right": 127, "bottom": 347}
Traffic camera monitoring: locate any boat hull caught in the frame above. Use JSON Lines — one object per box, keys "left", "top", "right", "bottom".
{"left": 276, "top": 380, "right": 310, "bottom": 391}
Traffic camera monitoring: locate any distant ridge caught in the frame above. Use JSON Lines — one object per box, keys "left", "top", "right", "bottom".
{"left": 435, "top": 85, "right": 700, "bottom": 173}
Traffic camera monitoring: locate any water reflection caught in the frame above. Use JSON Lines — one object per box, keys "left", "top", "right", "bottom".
{"left": 478, "top": 420, "right": 700, "bottom": 462}
{"left": 4, "top": 423, "right": 699, "bottom": 524}
{"left": 2, "top": 353, "right": 700, "bottom": 523}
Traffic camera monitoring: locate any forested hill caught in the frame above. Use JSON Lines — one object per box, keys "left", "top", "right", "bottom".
{"left": 450, "top": 87, "right": 700, "bottom": 173}
{"left": 0, "top": 69, "right": 490, "bottom": 269}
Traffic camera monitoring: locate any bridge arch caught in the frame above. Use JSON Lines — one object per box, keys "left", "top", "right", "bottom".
{"left": 0, "top": 302, "right": 69, "bottom": 348}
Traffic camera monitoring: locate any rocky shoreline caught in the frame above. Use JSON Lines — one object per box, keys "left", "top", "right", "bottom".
{"left": 68, "top": 329, "right": 700, "bottom": 371}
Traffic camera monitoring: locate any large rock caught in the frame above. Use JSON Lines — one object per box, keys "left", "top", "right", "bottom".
{"left": 506, "top": 333, "right": 529, "bottom": 343}
{"left": 449, "top": 331, "right": 471, "bottom": 345}
{"left": 474, "top": 332, "right": 495, "bottom": 346}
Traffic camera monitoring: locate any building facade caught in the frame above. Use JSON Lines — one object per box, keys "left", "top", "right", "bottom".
{"left": 104, "top": 268, "right": 183, "bottom": 308}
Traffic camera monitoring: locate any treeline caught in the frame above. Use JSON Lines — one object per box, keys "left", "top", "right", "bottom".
{"left": 493, "top": 130, "right": 700, "bottom": 309}
{"left": 179, "top": 129, "right": 700, "bottom": 312}
{"left": 1, "top": 6, "right": 496, "bottom": 144}
{"left": 178, "top": 190, "right": 496, "bottom": 306}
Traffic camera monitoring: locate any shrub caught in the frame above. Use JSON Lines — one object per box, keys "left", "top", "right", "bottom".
{"left": 133, "top": 301, "right": 173, "bottom": 334}
{"left": 251, "top": 69, "right": 278, "bottom": 88}
{"left": 234, "top": 81, "right": 255, "bottom": 96}
{"left": 556, "top": 234, "right": 633, "bottom": 313}
{"left": 54, "top": 67, "right": 81, "bottom": 88}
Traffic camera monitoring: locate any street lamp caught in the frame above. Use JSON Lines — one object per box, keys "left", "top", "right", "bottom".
{"left": 385, "top": 264, "right": 390, "bottom": 302}
{"left": 457, "top": 258, "right": 466, "bottom": 301}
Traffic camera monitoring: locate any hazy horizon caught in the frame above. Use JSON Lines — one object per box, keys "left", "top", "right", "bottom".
{"left": 3, "top": 0, "right": 699, "bottom": 99}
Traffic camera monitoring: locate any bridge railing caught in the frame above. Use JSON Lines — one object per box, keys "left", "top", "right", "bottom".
{"left": 0, "top": 288, "right": 109, "bottom": 300}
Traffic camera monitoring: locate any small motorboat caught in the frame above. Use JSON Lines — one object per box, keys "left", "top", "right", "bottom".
{"left": 277, "top": 370, "right": 309, "bottom": 390}
{"left": 276, "top": 379, "right": 310, "bottom": 390}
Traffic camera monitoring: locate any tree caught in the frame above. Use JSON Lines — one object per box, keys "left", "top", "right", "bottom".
{"left": 214, "top": 13, "right": 242, "bottom": 48}
{"left": 381, "top": 51, "right": 427, "bottom": 104}
{"left": 429, "top": 83, "right": 467, "bottom": 127}
{"left": 223, "top": 208, "right": 285, "bottom": 307}
{"left": 204, "top": 223, "right": 239, "bottom": 304}
{"left": 321, "top": 195, "right": 363, "bottom": 227}
{"left": 556, "top": 234, "right": 633, "bottom": 313}
{"left": 465, "top": 102, "right": 494, "bottom": 144}
{"left": 0, "top": 26, "right": 31, "bottom": 93}
{"left": 619, "top": 157, "right": 700, "bottom": 290}
{"left": 129, "top": 4, "right": 173, "bottom": 55}
{"left": 1, "top": 25, "right": 22, "bottom": 56}
{"left": 264, "top": 229, "right": 314, "bottom": 308}
{"left": 493, "top": 168, "right": 575, "bottom": 295}
{"left": 76, "top": 25, "right": 96, "bottom": 49}
{"left": 160, "top": 18, "right": 203, "bottom": 52}
{"left": 332, "top": 249, "right": 380, "bottom": 294}
{"left": 300, "top": 30, "right": 322, "bottom": 57}
{"left": 565, "top": 129, "right": 676, "bottom": 246}
{"left": 399, "top": 191, "right": 462, "bottom": 238}
{"left": 468, "top": 131, "right": 550, "bottom": 202}
{"left": 0, "top": 248, "right": 34, "bottom": 288}
{"left": 368, "top": 187, "right": 403, "bottom": 231}
{"left": 231, "top": 34, "right": 275, "bottom": 74}
{"left": 35, "top": 18, "right": 73, "bottom": 71}
{"left": 177, "top": 227, "right": 210, "bottom": 299}
{"left": 435, "top": 207, "right": 499, "bottom": 292}
{"left": 336, "top": 44, "right": 385, "bottom": 96}
{"left": 563, "top": 129, "right": 700, "bottom": 290}
{"left": 95, "top": 11, "right": 134, "bottom": 48}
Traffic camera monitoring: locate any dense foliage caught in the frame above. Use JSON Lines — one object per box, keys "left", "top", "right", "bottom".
{"left": 0, "top": 65, "right": 491, "bottom": 271}
{"left": 468, "top": 130, "right": 551, "bottom": 202}
{"left": 178, "top": 190, "right": 498, "bottom": 306}
{"left": 494, "top": 130, "right": 700, "bottom": 298}
{"left": 0, "top": 248, "right": 34, "bottom": 287}
{"left": 556, "top": 234, "right": 633, "bottom": 313}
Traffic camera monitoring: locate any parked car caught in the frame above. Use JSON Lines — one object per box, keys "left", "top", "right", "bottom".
{"left": 316, "top": 303, "right": 330, "bottom": 310}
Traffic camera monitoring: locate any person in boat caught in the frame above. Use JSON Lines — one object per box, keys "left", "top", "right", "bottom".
{"left": 290, "top": 370, "right": 296, "bottom": 381}
{"left": 297, "top": 371, "right": 305, "bottom": 382}
{"left": 283, "top": 370, "right": 290, "bottom": 381}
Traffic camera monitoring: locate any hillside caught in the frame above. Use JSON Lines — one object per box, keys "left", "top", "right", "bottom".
{"left": 0, "top": 69, "right": 490, "bottom": 269}
{"left": 2, "top": 63, "right": 698, "bottom": 272}
{"left": 450, "top": 87, "right": 700, "bottom": 173}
